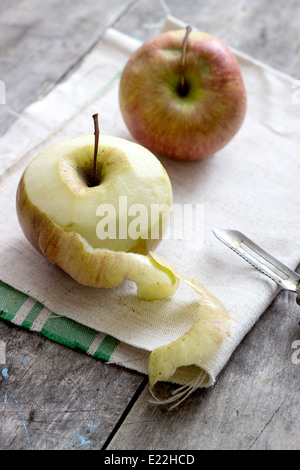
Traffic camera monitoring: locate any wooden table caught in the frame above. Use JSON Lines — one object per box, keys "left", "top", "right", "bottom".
{"left": 1, "top": 0, "right": 300, "bottom": 451}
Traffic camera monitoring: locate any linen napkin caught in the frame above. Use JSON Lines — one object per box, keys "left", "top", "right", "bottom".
{"left": 1, "top": 16, "right": 300, "bottom": 391}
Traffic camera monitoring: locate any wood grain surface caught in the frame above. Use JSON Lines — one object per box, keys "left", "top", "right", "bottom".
{"left": 1, "top": 0, "right": 300, "bottom": 450}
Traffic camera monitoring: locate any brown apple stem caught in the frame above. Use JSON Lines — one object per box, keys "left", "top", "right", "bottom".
{"left": 179, "top": 25, "right": 192, "bottom": 95}
{"left": 92, "top": 113, "right": 100, "bottom": 186}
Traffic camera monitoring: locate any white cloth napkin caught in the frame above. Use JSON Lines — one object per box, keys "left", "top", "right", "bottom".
{"left": 1, "top": 17, "right": 300, "bottom": 388}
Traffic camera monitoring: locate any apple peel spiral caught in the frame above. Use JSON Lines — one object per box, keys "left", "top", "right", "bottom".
{"left": 148, "top": 253, "right": 235, "bottom": 407}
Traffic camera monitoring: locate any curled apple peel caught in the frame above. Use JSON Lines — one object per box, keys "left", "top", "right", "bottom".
{"left": 148, "top": 253, "right": 234, "bottom": 407}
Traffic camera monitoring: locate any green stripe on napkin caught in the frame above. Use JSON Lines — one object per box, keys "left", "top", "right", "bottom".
{"left": 0, "top": 281, "right": 29, "bottom": 321}
{"left": 0, "top": 280, "right": 120, "bottom": 361}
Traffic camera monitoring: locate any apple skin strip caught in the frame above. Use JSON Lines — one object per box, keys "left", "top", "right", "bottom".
{"left": 16, "top": 175, "right": 179, "bottom": 301}
{"left": 148, "top": 252, "right": 234, "bottom": 401}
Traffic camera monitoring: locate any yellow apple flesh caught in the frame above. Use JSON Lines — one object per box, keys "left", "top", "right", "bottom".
{"left": 16, "top": 134, "right": 179, "bottom": 300}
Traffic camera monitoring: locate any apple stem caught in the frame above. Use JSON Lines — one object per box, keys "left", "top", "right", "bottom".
{"left": 179, "top": 25, "right": 192, "bottom": 96}
{"left": 92, "top": 113, "right": 100, "bottom": 186}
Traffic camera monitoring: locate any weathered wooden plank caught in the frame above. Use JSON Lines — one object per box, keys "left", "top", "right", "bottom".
{"left": 1, "top": 0, "right": 300, "bottom": 451}
{"left": 0, "top": 320, "right": 145, "bottom": 450}
{"left": 0, "top": 0, "right": 137, "bottom": 136}
{"left": 0, "top": 0, "right": 148, "bottom": 451}
{"left": 116, "top": 0, "right": 300, "bottom": 78}
{"left": 107, "top": 290, "right": 300, "bottom": 450}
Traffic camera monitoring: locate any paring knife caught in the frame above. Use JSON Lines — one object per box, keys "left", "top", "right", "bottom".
{"left": 212, "top": 228, "right": 300, "bottom": 305}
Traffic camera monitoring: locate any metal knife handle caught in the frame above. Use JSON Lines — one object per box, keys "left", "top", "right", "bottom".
{"left": 212, "top": 228, "right": 300, "bottom": 294}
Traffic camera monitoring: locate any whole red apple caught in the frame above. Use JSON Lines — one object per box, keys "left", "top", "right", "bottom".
{"left": 119, "top": 27, "right": 247, "bottom": 161}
